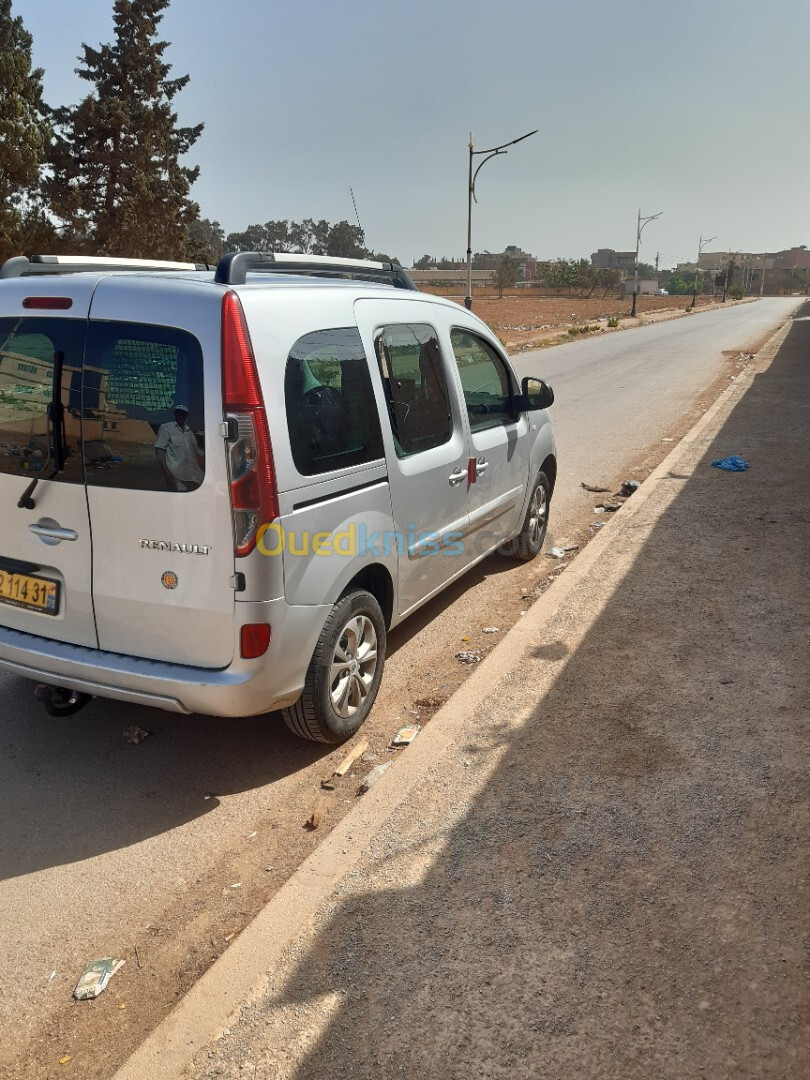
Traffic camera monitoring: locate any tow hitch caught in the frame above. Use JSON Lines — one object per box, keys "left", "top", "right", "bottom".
{"left": 34, "top": 684, "right": 92, "bottom": 717}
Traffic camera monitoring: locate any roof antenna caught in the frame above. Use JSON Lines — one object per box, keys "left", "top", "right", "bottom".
{"left": 349, "top": 186, "right": 363, "bottom": 233}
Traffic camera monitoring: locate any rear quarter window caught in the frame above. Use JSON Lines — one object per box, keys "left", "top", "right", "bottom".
{"left": 284, "top": 328, "right": 383, "bottom": 476}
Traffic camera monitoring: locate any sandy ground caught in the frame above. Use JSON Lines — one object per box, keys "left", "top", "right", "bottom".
{"left": 188, "top": 308, "right": 810, "bottom": 1079}
{"left": 419, "top": 290, "right": 733, "bottom": 350}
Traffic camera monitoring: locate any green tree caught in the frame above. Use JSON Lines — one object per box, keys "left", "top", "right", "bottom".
{"left": 185, "top": 217, "right": 226, "bottom": 263}
{"left": 0, "top": 0, "right": 53, "bottom": 261}
{"left": 596, "top": 267, "right": 622, "bottom": 298}
{"left": 325, "top": 220, "right": 368, "bottom": 258}
{"left": 46, "top": 0, "right": 202, "bottom": 257}
{"left": 537, "top": 258, "right": 579, "bottom": 294}
{"left": 492, "top": 255, "right": 519, "bottom": 298}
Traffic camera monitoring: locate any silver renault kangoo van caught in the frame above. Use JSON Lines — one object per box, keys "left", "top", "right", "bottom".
{"left": 0, "top": 253, "right": 556, "bottom": 741}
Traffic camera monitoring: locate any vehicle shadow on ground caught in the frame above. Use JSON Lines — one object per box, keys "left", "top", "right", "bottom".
{"left": 210, "top": 311, "right": 809, "bottom": 1079}
{"left": 0, "top": 689, "right": 331, "bottom": 881}
{"left": 0, "top": 515, "right": 530, "bottom": 884}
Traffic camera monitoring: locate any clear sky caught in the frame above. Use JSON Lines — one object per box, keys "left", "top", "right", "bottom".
{"left": 20, "top": 0, "right": 809, "bottom": 268}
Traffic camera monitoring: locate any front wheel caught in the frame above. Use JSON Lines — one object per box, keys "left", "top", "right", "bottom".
{"left": 282, "top": 589, "right": 386, "bottom": 743}
{"left": 499, "top": 470, "right": 551, "bottom": 562}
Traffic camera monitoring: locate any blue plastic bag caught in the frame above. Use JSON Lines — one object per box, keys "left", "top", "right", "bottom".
{"left": 711, "top": 455, "right": 749, "bottom": 472}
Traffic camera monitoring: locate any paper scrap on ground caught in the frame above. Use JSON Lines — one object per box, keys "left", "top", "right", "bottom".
{"left": 73, "top": 958, "right": 125, "bottom": 1000}
{"left": 391, "top": 724, "right": 421, "bottom": 747}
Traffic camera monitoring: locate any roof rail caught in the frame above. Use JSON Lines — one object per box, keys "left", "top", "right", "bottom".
{"left": 214, "top": 251, "right": 417, "bottom": 290}
{"left": 0, "top": 254, "right": 207, "bottom": 279}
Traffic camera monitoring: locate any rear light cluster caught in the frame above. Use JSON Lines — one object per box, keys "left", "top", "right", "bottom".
{"left": 221, "top": 291, "right": 279, "bottom": 557}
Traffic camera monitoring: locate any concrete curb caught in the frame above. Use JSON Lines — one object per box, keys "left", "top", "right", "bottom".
{"left": 114, "top": 313, "right": 797, "bottom": 1080}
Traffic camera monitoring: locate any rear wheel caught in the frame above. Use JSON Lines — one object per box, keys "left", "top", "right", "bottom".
{"left": 282, "top": 589, "right": 386, "bottom": 744}
{"left": 499, "top": 470, "right": 551, "bottom": 562}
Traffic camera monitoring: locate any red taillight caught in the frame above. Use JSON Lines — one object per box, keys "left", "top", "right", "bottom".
{"left": 240, "top": 623, "right": 271, "bottom": 659}
{"left": 222, "top": 291, "right": 279, "bottom": 556}
{"left": 23, "top": 297, "right": 73, "bottom": 309}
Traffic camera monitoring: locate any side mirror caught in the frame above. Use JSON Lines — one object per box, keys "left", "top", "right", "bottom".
{"left": 520, "top": 377, "right": 554, "bottom": 411}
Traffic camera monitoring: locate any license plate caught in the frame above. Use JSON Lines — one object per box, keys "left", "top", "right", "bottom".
{"left": 0, "top": 569, "right": 59, "bottom": 615}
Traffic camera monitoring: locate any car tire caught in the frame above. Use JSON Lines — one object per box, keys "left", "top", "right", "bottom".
{"left": 282, "top": 589, "right": 386, "bottom": 744}
{"left": 499, "top": 470, "right": 551, "bottom": 562}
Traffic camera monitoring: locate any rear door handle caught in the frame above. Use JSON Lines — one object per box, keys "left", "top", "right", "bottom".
{"left": 476, "top": 457, "right": 489, "bottom": 475}
{"left": 448, "top": 467, "right": 466, "bottom": 486}
{"left": 28, "top": 523, "right": 78, "bottom": 543}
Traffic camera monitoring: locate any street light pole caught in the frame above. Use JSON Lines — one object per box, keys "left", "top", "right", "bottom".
{"left": 465, "top": 127, "right": 538, "bottom": 310}
{"left": 692, "top": 234, "right": 717, "bottom": 308}
{"left": 630, "top": 208, "right": 663, "bottom": 318}
{"left": 759, "top": 255, "right": 767, "bottom": 297}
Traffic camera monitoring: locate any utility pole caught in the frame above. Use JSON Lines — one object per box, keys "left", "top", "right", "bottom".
{"left": 692, "top": 234, "right": 717, "bottom": 308}
{"left": 630, "top": 209, "right": 662, "bottom": 317}
{"left": 465, "top": 127, "right": 538, "bottom": 310}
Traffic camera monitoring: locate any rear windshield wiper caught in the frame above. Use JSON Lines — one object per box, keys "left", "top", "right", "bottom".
{"left": 18, "top": 350, "right": 66, "bottom": 510}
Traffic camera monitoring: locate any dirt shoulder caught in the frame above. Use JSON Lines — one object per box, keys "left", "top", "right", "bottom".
{"left": 420, "top": 290, "right": 757, "bottom": 351}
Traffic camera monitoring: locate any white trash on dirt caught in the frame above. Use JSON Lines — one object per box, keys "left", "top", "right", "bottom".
{"left": 482, "top": 627, "right": 500, "bottom": 634}
{"left": 73, "top": 958, "right": 125, "bottom": 1000}
{"left": 357, "top": 762, "right": 393, "bottom": 794}
{"left": 455, "top": 651, "right": 481, "bottom": 664}
{"left": 391, "top": 724, "right": 421, "bottom": 747}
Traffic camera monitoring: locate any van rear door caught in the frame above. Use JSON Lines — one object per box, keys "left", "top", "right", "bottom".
{"left": 83, "top": 280, "right": 236, "bottom": 669}
{"left": 0, "top": 281, "right": 97, "bottom": 647}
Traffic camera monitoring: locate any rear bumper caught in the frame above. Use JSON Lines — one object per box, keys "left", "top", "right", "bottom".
{"left": 0, "top": 598, "right": 331, "bottom": 717}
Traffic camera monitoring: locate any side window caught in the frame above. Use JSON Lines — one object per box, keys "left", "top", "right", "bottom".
{"left": 84, "top": 322, "right": 205, "bottom": 492}
{"left": 374, "top": 323, "right": 452, "bottom": 457}
{"left": 449, "top": 329, "right": 515, "bottom": 432}
{"left": 0, "top": 317, "right": 85, "bottom": 483}
{"left": 284, "top": 328, "right": 383, "bottom": 476}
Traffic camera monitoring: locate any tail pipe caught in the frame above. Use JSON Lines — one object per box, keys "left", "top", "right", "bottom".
{"left": 34, "top": 684, "right": 92, "bottom": 717}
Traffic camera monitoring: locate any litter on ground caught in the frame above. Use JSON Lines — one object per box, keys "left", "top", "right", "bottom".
{"left": 357, "top": 762, "right": 393, "bottom": 794}
{"left": 73, "top": 958, "right": 125, "bottom": 1000}
{"left": 580, "top": 482, "right": 610, "bottom": 493}
{"left": 712, "top": 455, "right": 749, "bottom": 471}
{"left": 619, "top": 480, "right": 640, "bottom": 496}
{"left": 391, "top": 724, "right": 421, "bottom": 747}
{"left": 455, "top": 651, "right": 481, "bottom": 664}
{"left": 124, "top": 725, "right": 149, "bottom": 744}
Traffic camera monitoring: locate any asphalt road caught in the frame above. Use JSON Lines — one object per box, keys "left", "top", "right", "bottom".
{"left": 511, "top": 298, "right": 799, "bottom": 529}
{"left": 0, "top": 297, "right": 798, "bottom": 1075}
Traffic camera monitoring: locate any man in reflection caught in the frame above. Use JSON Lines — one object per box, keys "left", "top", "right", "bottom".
{"left": 155, "top": 404, "right": 204, "bottom": 492}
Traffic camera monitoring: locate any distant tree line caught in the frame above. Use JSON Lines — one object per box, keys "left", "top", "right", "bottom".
{"left": 186, "top": 217, "right": 395, "bottom": 266}
{"left": 0, "top": 0, "right": 394, "bottom": 265}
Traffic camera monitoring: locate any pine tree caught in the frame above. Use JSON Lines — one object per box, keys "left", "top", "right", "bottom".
{"left": 47, "top": 0, "right": 202, "bottom": 258}
{"left": 0, "top": 0, "right": 52, "bottom": 261}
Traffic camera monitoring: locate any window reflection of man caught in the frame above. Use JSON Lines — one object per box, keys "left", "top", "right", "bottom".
{"left": 155, "top": 405, "right": 204, "bottom": 492}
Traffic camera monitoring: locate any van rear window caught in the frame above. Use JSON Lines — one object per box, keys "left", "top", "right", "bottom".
{"left": 285, "top": 328, "right": 383, "bottom": 476}
{"left": 83, "top": 322, "right": 205, "bottom": 492}
{"left": 0, "top": 317, "right": 85, "bottom": 483}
